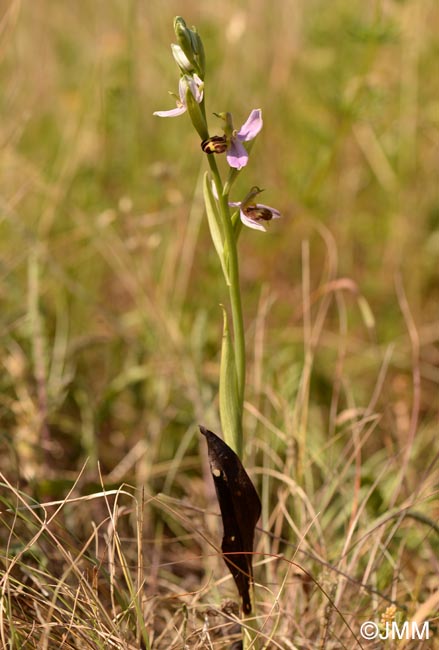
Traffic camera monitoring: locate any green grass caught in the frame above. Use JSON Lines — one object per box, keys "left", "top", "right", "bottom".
{"left": 1, "top": 1, "right": 438, "bottom": 648}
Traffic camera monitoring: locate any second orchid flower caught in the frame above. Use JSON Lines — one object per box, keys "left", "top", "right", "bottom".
{"left": 212, "top": 182, "right": 281, "bottom": 232}
{"left": 202, "top": 109, "right": 263, "bottom": 170}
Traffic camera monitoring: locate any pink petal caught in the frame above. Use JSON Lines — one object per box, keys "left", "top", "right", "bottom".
{"left": 226, "top": 139, "right": 249, "bottom": 170}
{"left": 189, "top": 74, "right": 204, "bottom": 103}
{"left": 180, "top": 75, "right": 203, "bottom": 104}
{"left": 178, "top": 77, "right": 188, "bottom": 103}
{"left": 153, "top": 105, "right": 187, "bottom": 117}
{"left": 237, "top": 109, "right": 263, "bottom": 142}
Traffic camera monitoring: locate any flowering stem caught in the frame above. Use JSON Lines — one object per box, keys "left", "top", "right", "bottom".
{"left": 207, "top": 156, "right": 245, "bottom": 458}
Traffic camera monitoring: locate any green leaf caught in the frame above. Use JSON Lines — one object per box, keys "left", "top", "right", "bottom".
{"left": 203, "top": 173, "right": 230, "bottom": 285}
{"left": 219, "top": 305, "right": 242, "bottom": 456}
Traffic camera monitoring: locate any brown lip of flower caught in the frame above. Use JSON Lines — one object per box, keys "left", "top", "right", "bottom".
{"left": 201, "top": 135, "right": 228, "bottom": 154}
{"left": 244, "top": 205, "right": 274, "bottom": 222}
{"left": 228, "top": 186, "right": 281, "bottom": 231}
{"left": 201, "top": 110, "right": 263, "bottom": 170}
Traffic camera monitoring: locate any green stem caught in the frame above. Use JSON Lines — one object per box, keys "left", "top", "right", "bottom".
{"left": 207, "top": 156, "right": 246, "bottom": 457}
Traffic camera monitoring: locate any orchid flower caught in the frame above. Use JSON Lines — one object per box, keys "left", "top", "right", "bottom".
{"left": 230, "top": 186, "right": 281, "bottom": 231}
{"left": 201, "top": 109, "right": 263, "bottom": 170}
{"left": 154, "top": 74, "right": 203, "bottom": 118}
{"left": 212, "top": 182, "right": 281, "bottom": 232}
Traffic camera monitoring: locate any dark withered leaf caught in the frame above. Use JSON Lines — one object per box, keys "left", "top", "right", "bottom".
{"left": 200, "top": 426, "right": 261, "bottom": 614}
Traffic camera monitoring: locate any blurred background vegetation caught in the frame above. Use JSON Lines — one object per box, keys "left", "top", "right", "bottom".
{"left": 1, "top": 0, "right": 437, "bottom": 482}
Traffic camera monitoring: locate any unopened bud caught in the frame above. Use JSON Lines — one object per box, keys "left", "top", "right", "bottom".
{"left": 173, "top": 16, "right": 205, "bottom": 79}
{"left": 191, "top": 28, "right": 205, "bottom": 78}
{"left": 171, "top": 43, "right": 194, "bottom": 73}
{"left": 174, "top": 17, "right": 192, "bottom": 55}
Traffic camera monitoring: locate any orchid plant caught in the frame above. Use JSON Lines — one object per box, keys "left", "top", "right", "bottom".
{"left": 155, "top": 17, "right": 281, "bottom": 459}
{"left": 154, "top": 17, "right": 281, "bottom": 647}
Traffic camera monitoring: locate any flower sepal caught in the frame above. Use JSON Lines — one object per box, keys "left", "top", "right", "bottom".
{"left": 153, "top": 74, "right": 204, "bottom": 120}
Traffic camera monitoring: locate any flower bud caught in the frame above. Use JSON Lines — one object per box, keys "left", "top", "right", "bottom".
{"left": 191, "top": 28, "right": 205, "bottom": 79}
{"left": 173, "top": 16, "right": 205, "bottom": 79}
{"left": 174, "top": 17, "right": 193, "bottom": 56}
{"left": 171, "top": 43, "right": 194, "bottom": 73}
